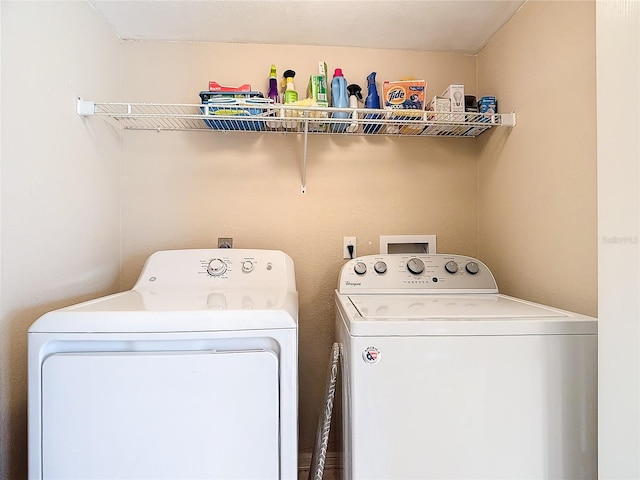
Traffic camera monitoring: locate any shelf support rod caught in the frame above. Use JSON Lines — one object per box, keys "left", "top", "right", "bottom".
{"left": 301, "top": 118, "right": 308, "bottom": 194}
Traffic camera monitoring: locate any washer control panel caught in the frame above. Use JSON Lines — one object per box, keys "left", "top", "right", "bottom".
{"left": 339, "top": 254, "right": 498, "bottom": 294}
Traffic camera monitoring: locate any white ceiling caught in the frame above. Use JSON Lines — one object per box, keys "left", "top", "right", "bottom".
{"left": 88, "top": 0, "right": 525, "bottom": 54}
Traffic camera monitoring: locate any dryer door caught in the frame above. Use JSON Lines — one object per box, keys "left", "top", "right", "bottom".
{"left": 41, "top": 349, "right": 279, "bottom": 479}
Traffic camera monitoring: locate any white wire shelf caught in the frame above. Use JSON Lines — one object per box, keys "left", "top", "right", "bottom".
{"left": 77, "top": 99, "right": 516, "bottom": 137}
{"left": 77, "top": 98, "right": 516, "bottom": 194}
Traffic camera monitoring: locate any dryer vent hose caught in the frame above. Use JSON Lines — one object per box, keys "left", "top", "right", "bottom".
{"left": 308, "top": 342, "right": 341, "bottom": 480}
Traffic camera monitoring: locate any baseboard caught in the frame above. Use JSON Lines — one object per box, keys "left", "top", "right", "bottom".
{"left": 298, "top": 451, "right": 342, "bottom": 471}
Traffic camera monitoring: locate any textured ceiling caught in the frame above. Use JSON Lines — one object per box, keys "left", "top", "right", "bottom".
{"left": 88, "top": 0, "right": 525, "bottom": 54}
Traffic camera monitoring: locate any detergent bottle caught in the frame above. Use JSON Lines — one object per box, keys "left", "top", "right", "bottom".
{"left": 267, "top": 64, "right": 279, "bottom": 103}
{"left": 364, "top": 71, "right": 382, "bottom": 134}
{"left": 282, "top": 70, "right": 298, "bottom": 104}
{"left": 346, "top": 84, "right": 362, "bottom": 133}
{"left": 331, "top": 68, "right": 349, "bottom": 132}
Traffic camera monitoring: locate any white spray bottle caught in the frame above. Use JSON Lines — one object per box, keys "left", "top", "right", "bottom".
{"left": 347, "top": 84, "right": 362, "bottom": 133}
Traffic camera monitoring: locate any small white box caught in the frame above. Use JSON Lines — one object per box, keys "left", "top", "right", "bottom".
{"left": 442, "top": 84, "right": 465, "bottom": 123}
{"left": 426, "top": 95, "right": 451, "bottom": 113}
{"left": 423, "top": 95, "right": 454, "bottom": 135}
{"left": 442, "top": 85, "right": 465, "bottom": 112}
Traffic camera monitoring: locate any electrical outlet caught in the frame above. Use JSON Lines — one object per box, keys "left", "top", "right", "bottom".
{"left": 343, "top": 236, "right": 356, "bottom": 259}
{"left": 218, "top": 237, "right": 233, "bottom": 248}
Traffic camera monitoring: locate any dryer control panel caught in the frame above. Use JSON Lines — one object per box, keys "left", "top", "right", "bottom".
{"left": 338, "top": 254, "right": 498, "bottom": 294}
{"left": 132, "top": 248, "right": 296, "bottom": 292}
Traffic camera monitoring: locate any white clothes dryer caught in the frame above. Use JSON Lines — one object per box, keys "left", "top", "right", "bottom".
{"left": 335, "top": 254, "right": 596, "bottom": 480}
{"left": 28, "top": 249, "right": 298, "bottom": 480}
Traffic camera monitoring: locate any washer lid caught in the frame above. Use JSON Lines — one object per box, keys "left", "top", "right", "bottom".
{"left": 29, "top": 289, "right": 298, "bottom": 333}
{"left": 339, "top": 294, "right": 596, "bottom": 336}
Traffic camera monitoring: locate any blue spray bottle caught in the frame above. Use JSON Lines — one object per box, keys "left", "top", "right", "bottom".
{"left": 331, "top": 68, "right": 349, "bottom": 133}
{"left": 364, "top": 71, "right": 382, "bottom": 134}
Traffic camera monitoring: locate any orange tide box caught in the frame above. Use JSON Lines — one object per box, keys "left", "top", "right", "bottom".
{"left": 382, "top": 80, "right": 426, "bottom": 110}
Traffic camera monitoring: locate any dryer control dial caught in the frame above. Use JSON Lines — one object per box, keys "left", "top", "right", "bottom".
{"left": 207, "top": 258, "right": 227, "bottom": 276}
{"left": 354, "top": 261, "right": 367, "bottom": 275}
{"left": 407, "top": 258, "right": 425, "bottom": 275}
{"left": 241, "top": 260, "right": 254, "bottom": 273}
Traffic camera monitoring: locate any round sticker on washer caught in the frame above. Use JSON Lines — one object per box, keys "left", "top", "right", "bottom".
{"left": 363, "top": 346, "right": 381, "bottom": 364}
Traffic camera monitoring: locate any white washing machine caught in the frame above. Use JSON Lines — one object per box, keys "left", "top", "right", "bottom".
{"left": 335, "top": 254, "right": 597, "bottom": 480}
{"left": 28, "top": 249, "right": 298, "bottom": 480}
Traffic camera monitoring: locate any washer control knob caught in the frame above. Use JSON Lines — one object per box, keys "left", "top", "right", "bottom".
{"left": 445, "top": 261, "right": 459, "bottom": 274}
{"left": 407, "top": 258, "right": 425, "bottom": 275}
{"left": 207, "top": 258, "right": 227, "bottom": 276}
{"left": 374, "top": 261, "right": 387, "bottom": 274}
{"left": 465, "top": 261, "right": 480, "bottom": 275}
{"left": 241, "top": 260, "right": 254, "bottom": 273}
{"left": 354, "top": 261, "right": 367, "bottom": 275}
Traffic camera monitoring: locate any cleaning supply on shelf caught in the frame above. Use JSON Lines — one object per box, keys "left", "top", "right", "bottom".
{"left": 199, "top": 90, "right": 264, "bottom": 102}
{"left": 383, "top": 79, "right": 425, "bottom": 110}
{"left": 364, "top": 72, "right": 382, "bottom": 134}
{"left": 208, "top": 82, "right": 252, "bottom": 92}
{"left": 307, "top": 63, "right": 328, "bottom": 106}
{"left": 382, "top": 79, "right": 426, "bottom": 134}
{"left": 307, "top": 74, "right": 328, "bottom": 105}
{"left": 268, "top": 64, "right": 279, "bottom": 103}
{"left": 365, "top": 72, "right": 380, "bottom": 109}
{"left": 199, "top": 96, "right": 273, "bottom": 132}
{"left": 346, "top": 84, "right": 362, "bottom": 133}
{"left": 283, "top": 70, "right": 298, "bottom": 103}
{"left": 280, "top": 69, "right": 299, "bottom": 129}
{"left": 307, "top": 61, "right": 329, "bottom": 131}
{"left": 330, "top": 68, "right": 349, "bottom": 133}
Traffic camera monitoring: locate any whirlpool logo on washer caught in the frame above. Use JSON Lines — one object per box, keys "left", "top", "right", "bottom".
{"left": 363, "top": 346, "right": 381, "bottom": 364}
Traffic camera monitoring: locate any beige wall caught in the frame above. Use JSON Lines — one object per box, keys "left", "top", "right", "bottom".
{"left": 119, "top": 42, "right": 480, "bottom": 454}
{"left": 0, "top": 0, "right": 598, "bottom": 476}
{"left": 477, "top": 0, "right": 597, "bottom": 316}
{"left": 0, "top": 2, "right": 122, "bottom": 477}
